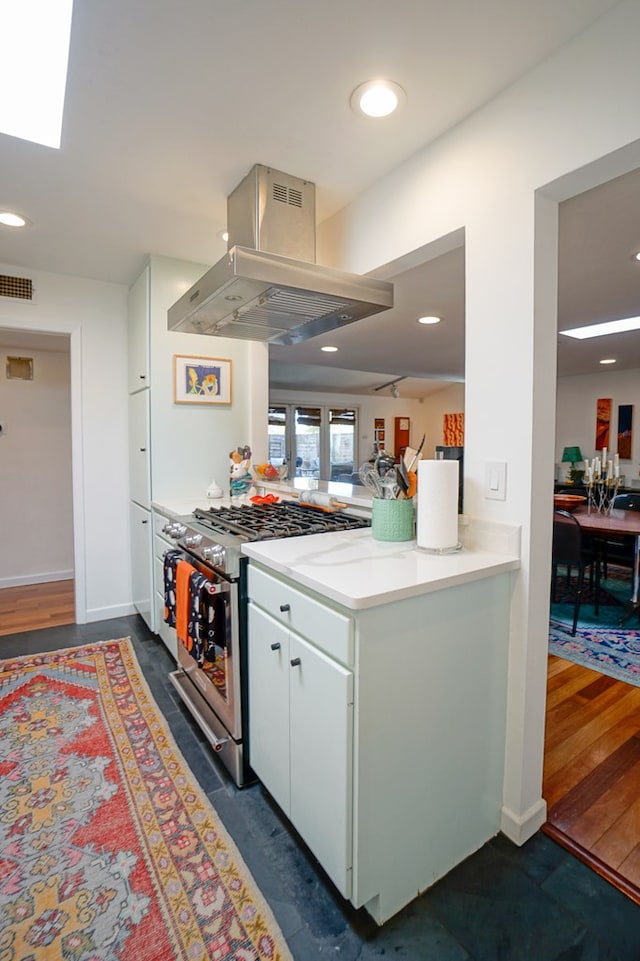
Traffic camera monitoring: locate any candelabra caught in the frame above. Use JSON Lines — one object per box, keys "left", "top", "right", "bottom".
{"left": 586, "top": 475, "right": 621, "bottom": 514}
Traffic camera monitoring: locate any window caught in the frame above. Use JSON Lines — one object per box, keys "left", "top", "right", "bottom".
{"left": 268, "top": 404, "right": 359, "bottom": 481}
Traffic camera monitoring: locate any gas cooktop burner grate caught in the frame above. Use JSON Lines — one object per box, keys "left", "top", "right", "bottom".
{"left": 193, "top": 501, "right": 369, "bottom": 541}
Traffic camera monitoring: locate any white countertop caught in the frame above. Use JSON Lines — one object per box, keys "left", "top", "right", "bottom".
{"left": 242, "top": 525, "right": 520, "bottom": 610}
{"left": 152, "top": 479, "right": 374, "bottom": 521}
{"left": 152, "top": 497, "right": 230, "bottom": 518}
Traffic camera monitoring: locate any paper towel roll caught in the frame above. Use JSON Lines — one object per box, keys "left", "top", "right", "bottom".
{"left": 416, "top": 460, "right": 459, "bottom": 551}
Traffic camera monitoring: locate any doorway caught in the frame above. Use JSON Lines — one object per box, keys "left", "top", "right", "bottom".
{"left": 0, "top": 327, "right": 75, "bottom": 629}
{"left": 543, "top": 160, "right": 640, "bottom": 898}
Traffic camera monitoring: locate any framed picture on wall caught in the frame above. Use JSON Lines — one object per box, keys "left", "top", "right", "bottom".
{"left": 174, "top": 355, "right": 232, "bottom": 405}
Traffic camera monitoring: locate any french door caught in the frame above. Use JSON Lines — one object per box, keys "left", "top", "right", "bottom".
{"left": 268, "top": 405, "right": 358, "bottom": 481}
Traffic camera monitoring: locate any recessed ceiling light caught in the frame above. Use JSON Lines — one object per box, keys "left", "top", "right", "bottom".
{"left": 218, "top": 229, "right": 229, "bottom": 243}
{"left": 417, "top": 315, "right": 441, "bottom": 325}
{"left": 0, "top": 211, "right": 30, "bottom": 228}
{"left": 631, "top": 251, "right": 640, "bottom": 262}
{"left": 561, "top": 316, "right": 640, "bottom": 339}
{"left": 350, "top": 80, "right": 406, "bottom": 118}
{"left": 600, "top": 358, "right": 617, "bottom": 364}
{"left": 321, "top": 345, "right": 339, "bottom": 352}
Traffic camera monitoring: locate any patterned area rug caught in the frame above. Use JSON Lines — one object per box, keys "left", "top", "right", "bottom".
{"left": 549, "top": 621, "right": 640, "bottom": 687}
{"left": 550, "top": 564, "right": 640, "bottom": 687}
{"left": 0, "top": 638, "right": 292, "bottom": 961}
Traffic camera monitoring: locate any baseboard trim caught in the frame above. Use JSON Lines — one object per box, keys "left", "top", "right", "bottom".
{"left": 542, "top": 822, "right": 640, "bottom": 905}
{"left": 500, "top": 798, "right": 547, "bottom": 845}
{"left": 84, "top": 602, "right": 137, "bottom": 623}
{"left": 0, "top": 571, "right": 74, "bottom": 589}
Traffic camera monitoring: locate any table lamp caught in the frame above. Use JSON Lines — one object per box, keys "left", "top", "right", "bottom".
{"left": 561, "top": 446, "right": 584, "bottom": 483}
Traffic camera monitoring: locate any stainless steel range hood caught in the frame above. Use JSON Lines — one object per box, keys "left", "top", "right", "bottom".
{"left": 167, "top": 165, "right": 393, "bottom": 345}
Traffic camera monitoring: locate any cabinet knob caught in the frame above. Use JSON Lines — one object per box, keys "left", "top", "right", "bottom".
{"left": 290, "top": 657, "right": 301, "bottom": 667}
{"left": 139, "top": 447, "right": 146, "bottom": 452}
{"left": 141, "top": 519, "right": 148, "bottom": 524}
{"left": 139, "top": 374, "right": 146, "bottom": 380}
{"left": 270, "top": 642, "right": 281, "bottom": 651}
{"left": 279, "top": 603, "right": 290, "bottom": 612}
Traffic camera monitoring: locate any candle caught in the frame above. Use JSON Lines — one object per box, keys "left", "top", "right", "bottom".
{"left": 602, "top": 447, "right": 607, "bottom": 468}
{"left": 608, "top": 460, "right": 613, "bottom": 479}
{"left": 614, "top": 453, "right": 620, "bottom": 468}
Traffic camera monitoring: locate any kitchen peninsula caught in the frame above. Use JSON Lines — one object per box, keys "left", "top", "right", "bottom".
{"left": 242, "top": 518, "right": 520, "bottom": 924}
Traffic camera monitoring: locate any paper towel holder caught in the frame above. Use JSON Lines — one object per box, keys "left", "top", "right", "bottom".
{"left": 417, "top": 542, "right": 463, "bottom": 555}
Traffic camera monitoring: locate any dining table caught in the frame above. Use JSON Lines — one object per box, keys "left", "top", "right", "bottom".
{"left": 572, "top": 506, "right": 640, "bottom": 623}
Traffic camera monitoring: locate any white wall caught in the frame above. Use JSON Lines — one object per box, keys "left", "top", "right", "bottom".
{"left": 556, "top": 368, "right": 640, "bottom": 481}
{"left": 318, "top": 1, "right": 640, "bottom": 845}
{"left": 0, "top": 264, "right": 131, "bottom": 622}
{"left": 147, "top": 256, "right": 269, "bottom": 502}
{"left": 0, "top": 343, "right": 73, "bottom": 586}
{"left": 270, "top": 383, "right": 464, "bottom": 467}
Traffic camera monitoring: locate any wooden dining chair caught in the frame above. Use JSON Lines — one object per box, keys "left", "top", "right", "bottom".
{"left": 552, "top": 509, "right": 601, "bottom": 636}
{"left": 597, "top": 492, "right": 640, "bottom": 578}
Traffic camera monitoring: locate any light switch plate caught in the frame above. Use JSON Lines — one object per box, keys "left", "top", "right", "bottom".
{"left": 485, "top": 460, "right": 507, "bottom": 500}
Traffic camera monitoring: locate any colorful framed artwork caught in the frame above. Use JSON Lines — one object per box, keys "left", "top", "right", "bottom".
{"left": 443, "top": 412, "right": 464, "bottom": 446}
{"left": 617, "top": 404, "right": 633, "bottom": 459}
{"left": 595, "top": 397, "right": 612, "bottom": 450}
{"left": 173, "top": 355, "right": 232, "bottom": 405}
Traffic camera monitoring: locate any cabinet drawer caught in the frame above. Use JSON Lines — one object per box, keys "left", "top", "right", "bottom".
{"left": 155, "top": 592, "right": 177, "bottom": 659}
{"left": 154, "top": 553, "right": 167, "bottom": 593}
{"left": 248, "top": 565, "right": 353, "bottom": 666}
{"left": 154, "top": 532, "right": 172, "bottom": 562}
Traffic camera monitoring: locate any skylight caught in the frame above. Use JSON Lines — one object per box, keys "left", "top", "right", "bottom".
{"left": 0, "top": 0, "right": 74, "bottom": 149}
{"left": 560, "top": 316, "right": 640, "bottom": 339}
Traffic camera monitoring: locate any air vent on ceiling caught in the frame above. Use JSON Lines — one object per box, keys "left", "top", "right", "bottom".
{"left": 0, "top": 274, "right": 33, "bottom": 301}
{"left": 272, "top": 182, "right": 303, "bottom": 208}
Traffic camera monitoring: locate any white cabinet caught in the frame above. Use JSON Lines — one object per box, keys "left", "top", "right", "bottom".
{"left": 152, "top": 510, "right": 177, "bottom": 659}
{"left": 247, "top": 557, "right": 512, "bottom": 926}
{"left": 127, "top": 264, "right": 150, "bottom": 393}
{"left": 129, "top": 389, "right": 151, "bottom": 509}
{"left": 130, "top": 501, "right": 152, "bottom": 628}
{"left": 247, "top": 572, "right": 354, "bottom": 900}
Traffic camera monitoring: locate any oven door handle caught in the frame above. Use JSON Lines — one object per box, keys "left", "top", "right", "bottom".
{"left": 169, "top": 671, "right": 231, "bottom": 752}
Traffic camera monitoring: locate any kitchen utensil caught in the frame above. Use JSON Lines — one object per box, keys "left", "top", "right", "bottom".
{"left": 296, "top": 491, "right": 348, "bottom": 510}
{"left": 407, "top": 470, "right": 417, "bottom": 499}
{"left": 379, "top": 476, "right": 400, "bottom": 499}
{"left": 298, "top": 501, "right": 347, "bottom": 514}
{"left": 396, "top": 461, "right": 409, "bottom": 498}
{"left": 359, "top": 463, "right": 383, "bottom": 497}
{"left": 250, "top": 493, "right": 280, "bottom": 505}
{"left": 406, "top": 434, "right": 425, "bottom": 473}
{"left": 375, "top": 452, "right": 396, "bottom": 477}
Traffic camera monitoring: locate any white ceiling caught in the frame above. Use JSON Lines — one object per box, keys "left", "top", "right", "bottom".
{"left": 1, "top": 0, "right": 636, "bottom": 397}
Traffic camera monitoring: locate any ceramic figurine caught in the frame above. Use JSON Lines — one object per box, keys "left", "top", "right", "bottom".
{"left": 229, "top": 446, "right": 255, "bottom": 499}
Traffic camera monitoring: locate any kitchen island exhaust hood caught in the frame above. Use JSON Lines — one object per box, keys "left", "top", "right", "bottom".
{"left": 168, "top": 165, "right": 393, "bottom": 345}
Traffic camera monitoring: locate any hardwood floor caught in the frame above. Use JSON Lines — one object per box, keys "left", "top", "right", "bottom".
{"left": 0, "top": 580, "right": 75, "bottom": 636}
{"left": 544, "top": 653, "right": 640, "bottom": 901}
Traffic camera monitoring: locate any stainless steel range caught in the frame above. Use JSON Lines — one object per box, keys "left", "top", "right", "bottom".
{"left": 162, "top": 501, "right": 370, "bottom": 786}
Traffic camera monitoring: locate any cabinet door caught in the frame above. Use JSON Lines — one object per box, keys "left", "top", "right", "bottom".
{"left": 289, "top": 633, "right": 354, "bottom": 898}
{"left": 130, "top": 501, "right": 153, "bottom": 630}
{"left": 129, "top": 389, "right": 151, "bottom": 508}
{"left": 247, "top": 603, "right": 291, "bottom": 815}
{"left": 128, "top": 264, "right": 150, "bottom": 393}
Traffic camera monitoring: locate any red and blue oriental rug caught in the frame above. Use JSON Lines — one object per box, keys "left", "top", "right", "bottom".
{"left": 0, "top": 638, "right": 292, "bottom": 961}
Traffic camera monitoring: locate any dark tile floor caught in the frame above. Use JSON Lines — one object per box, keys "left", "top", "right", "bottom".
{"left": 3, "top": 615, "right": 639, "bottom": 960}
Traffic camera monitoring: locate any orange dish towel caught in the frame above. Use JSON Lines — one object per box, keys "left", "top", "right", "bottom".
{"left": 176, "top": 559, "right": 197, "bottom": 649}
